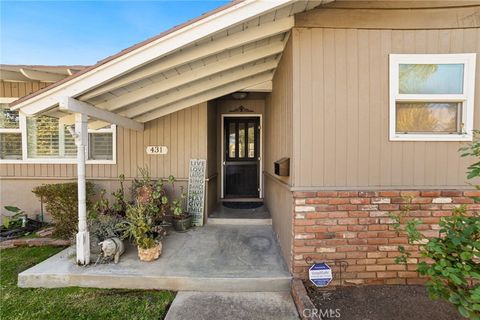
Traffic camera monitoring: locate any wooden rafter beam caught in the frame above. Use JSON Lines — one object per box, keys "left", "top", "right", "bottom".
{"left": 59, "top": 97, "right": 144, "bottom": 131}
{"left": 0, "top": 69, "right": 30, "bottom": 82}
{"left": 80, "top": 17, "right": 293, "bottom": 100}
{"left": 88, "top": 120, "right": 111, "bottom": 130}
{"left": 20, "top": 68, "right": 65, "bottom": 82}
{"left": 240, "top": 80, "right": 272, "bottom": 92}
{"left": 135, "top": 71, "right": 273, "bottom": 123}
{"left": 98, "top": 40, "right": 285, "bottom": 111}
{"left": 121, "top": 59, "right": 278, "bottom": 118}
{"left": 59, "top": 114, "right": 110, "bottom": 130}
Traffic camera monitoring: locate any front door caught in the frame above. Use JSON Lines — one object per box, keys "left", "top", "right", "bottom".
{"left": 224, "top": 117, "right": 260, "bottom": 198}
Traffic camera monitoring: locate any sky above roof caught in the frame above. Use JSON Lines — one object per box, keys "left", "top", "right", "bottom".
{"left": 0, "top": 0, "right": 229, "bottom": 66}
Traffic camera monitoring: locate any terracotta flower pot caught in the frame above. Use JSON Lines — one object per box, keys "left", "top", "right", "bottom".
{"left": 137, "top": 242, "right": 162, "bottom": 262}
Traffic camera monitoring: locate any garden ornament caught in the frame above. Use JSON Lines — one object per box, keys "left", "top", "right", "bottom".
{"left": 98, "top": 237, "right": 125, "bottom": 264}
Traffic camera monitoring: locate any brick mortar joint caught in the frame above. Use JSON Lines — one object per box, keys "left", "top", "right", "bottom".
{"left": 293, "top": 189, "right": 480, "bottom": 199}
{"left": 290, "top": 189, "right": 478, "bottom": 283}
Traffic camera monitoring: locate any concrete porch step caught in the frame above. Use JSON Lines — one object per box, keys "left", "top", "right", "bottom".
{"left": 19, "top": 224, "right": 291, "bottom": 292}
{"left": 165, "top": 291, "right": 299, "bottom": 320}
{"left": 208, "top": 204, "right": 272, "bottom": 225}
{"left": 208, "top": 218, "right": 272, "bottom": 225}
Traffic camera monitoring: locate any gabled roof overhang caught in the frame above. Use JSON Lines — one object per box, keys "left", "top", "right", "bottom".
{"left": 11, "top": 0, "right": 333, "bottom": 129}
{"left": 0, "top": 65, "right": 87, "bottom": 82}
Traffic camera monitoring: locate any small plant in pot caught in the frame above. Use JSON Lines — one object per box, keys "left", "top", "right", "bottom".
{"left": 119, "top": 204, "right": 165, "bottom": 262}
{"left": 168, "top": 176, "right": 192, "bottom": 232}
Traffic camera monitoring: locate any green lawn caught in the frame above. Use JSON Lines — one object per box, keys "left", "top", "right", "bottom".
{"left": 0, "top": 246, "right": 175, "bottom": 320}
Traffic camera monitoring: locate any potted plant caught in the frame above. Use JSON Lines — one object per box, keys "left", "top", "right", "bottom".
{"left": 120, "top": 204, "right": 165, "bottom": 262}
{"left": 132, "top": 168, "right": 170, "bottom": 225}
{"left": 168, "top": 176, "right": 192, "bottom": 232}
{"left": 132, "top": 167, "right": 156, "bottom": 205}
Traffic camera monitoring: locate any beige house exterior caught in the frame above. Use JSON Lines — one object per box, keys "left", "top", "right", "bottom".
{"left": 2, "top": 0, "right": 480, "bottom": 284}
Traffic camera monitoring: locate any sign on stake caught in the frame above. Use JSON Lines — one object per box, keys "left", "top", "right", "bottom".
{"left": 309, "top": 262, "right": 333, "bottom": 287}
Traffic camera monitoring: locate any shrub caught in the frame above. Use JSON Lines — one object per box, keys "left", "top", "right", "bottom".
{"left": 394, "top": 206, "right": 480, "bottom": 319}
{"left": 392, "top": 130, "right": 480, "bottom": 319}
{"left": 32, "top": 182, "right": 95, "bottom": 239}
{"left": 119, "top": 204, "right": 165, "bottom": 249}
{"left": 112, "top": 174, "right": 127, "bottom": 216}
{"left": 131, "top": 167, "right": 169, "bottom": 222}
{"left": 88, "top": 213, "right": 125, "bottom": 242}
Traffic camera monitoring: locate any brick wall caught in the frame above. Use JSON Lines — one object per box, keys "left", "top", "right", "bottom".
{"left": 292, "top": 190, "right": 480, "bottom": 285}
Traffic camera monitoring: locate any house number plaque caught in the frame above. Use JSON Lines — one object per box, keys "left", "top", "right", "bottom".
{"left": 146, "top": 146, "right": 168, "bottom": 155}
{"left": 187, "top": 159, "right": 206, "bottom": 226}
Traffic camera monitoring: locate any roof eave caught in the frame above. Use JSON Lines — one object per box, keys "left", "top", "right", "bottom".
{"left": 11, "top": 0, "right": 296, "bottom": 114}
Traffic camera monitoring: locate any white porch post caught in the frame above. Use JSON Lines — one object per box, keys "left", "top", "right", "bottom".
{"left": 74, "top": 112, "right": 90, "bottom": 265}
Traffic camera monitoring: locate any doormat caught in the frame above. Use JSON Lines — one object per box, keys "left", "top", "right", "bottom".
{"left": 222, "top": 202, "right": 264, "bottom": 210}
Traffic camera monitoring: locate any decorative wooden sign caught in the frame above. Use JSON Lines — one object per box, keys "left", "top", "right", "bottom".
{"left": 146, "top": 146, "right": 168, "bottom": 155}
{"left": 187, "top": 159, "right": 206, "bottom": 226}
{"left": 229, "top": 105, "right": 254, "bottom": 113}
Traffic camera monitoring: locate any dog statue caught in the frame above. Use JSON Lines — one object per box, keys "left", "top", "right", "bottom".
{"left": 98, "top": 237, "right": 125, "bottom": 264}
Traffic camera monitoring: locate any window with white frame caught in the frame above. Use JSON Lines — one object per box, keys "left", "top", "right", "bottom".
{"left": 0, "top": 103, "right": 116, "bottom": 163}
{"left": 0, "top": 103, "right": 22, "bottom": 160}
{"left": 389, "top": 53, "right": 476, "bottom": 141}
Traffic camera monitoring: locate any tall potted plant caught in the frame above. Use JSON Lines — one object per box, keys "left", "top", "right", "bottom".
{"left": 168, "top": 175, "right": 192, "bottom": 232}
{"left": 132, "top": 168, "right": 169, "bottom": 224}
{"left": 120, "top": 204, "right": 165, "bottom": 261}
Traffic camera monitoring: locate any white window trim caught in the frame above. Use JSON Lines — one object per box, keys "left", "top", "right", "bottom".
{"left": 0, "top": 99, "right": 22, "bottom": 161}
{"left": 389, "top": 53, "right": 476, "bottom": 141}
{"left": 0, "top": 111, "right": 117, "bottom": 164}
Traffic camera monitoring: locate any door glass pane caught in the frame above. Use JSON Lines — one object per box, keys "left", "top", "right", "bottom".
{"left": 238, "top": 122, "right": 245, "bottom": 158}
{"left": 248, "top": 123, "right": 255, "bottom": 158}
{"left": 0, "top": 133, "right": 22, "bottom": 159}
{"left": 399, "top": 64, "right": 464, "bottom": 94}
{"left": 396, "top": 102, "right": 460, "bottom": 133}
{"left": 229, "top": 122, "right": 236, "bottom": 158}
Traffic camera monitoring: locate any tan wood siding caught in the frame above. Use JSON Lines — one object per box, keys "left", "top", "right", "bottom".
{"left": 0, "top": 80, "right": 51, "bottom": 98}
{"left": 206, "top": 101, "right": 218, "bottom": 214}
{"left": 295, "top": 5, "right": 480, "bottom": 30}
{"left": 320, "top": 1, "right": 480, "bottom": 9}
{"left": 264, "top": 173, "right": 293, "bottom": 269}
{"left": 291, "top": 27, "right": 480, "bottom": 189}
{"left": 265, "top": 37, "right": 293, "bottom": 186}
{"left": 0, "top": 103, "right": 209, "bottom": 179}
{"left": 264, "top": 37, "right": 294, "bottom": 266}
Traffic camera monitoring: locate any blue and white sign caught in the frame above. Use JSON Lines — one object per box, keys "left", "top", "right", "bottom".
{"left": 309, "top": 263, "right": 333, "bottom": 287}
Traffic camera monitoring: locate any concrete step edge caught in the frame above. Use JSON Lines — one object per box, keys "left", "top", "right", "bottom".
{"left": 207, "top": 218, "right": 272, "bottom": 225}
{"left": 18, "top": 273, "right": 292, "bottom": 292}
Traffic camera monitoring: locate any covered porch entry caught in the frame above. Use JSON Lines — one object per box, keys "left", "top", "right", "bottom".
{"left": 10, "top": 0, "right": 304, "bottom": 276}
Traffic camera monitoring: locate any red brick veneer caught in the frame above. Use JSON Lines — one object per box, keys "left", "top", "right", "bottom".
{"left": 292, "top": 190, "right": 480, "bottom": 285}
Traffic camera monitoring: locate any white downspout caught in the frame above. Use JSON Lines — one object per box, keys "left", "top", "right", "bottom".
{"left": 72, "top": 112, "right": 90, "bottom": 265}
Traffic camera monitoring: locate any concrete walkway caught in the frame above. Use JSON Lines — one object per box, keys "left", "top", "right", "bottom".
{"left": 165, "top": 291, "right": 299, "bottom": 320}
{"left": 18, "top": 224, "right": 291, "bottom": 292}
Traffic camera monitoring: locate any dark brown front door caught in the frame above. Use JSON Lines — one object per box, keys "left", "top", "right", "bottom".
{"left": 224, "top": 117, "right": 260, "bottom": 198}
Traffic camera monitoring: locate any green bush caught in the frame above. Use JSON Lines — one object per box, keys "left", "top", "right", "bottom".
{"left": 392, "top": 130, "right": 480, "bottom": 319}
{"left": 395, "top": 206, "right": 480, "bottom": 319}
{"left": 32, "top": 182, "right": 95, "bottom": 239}
{"left": 88, "top": 213, "right": 125, "bottom": 242}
